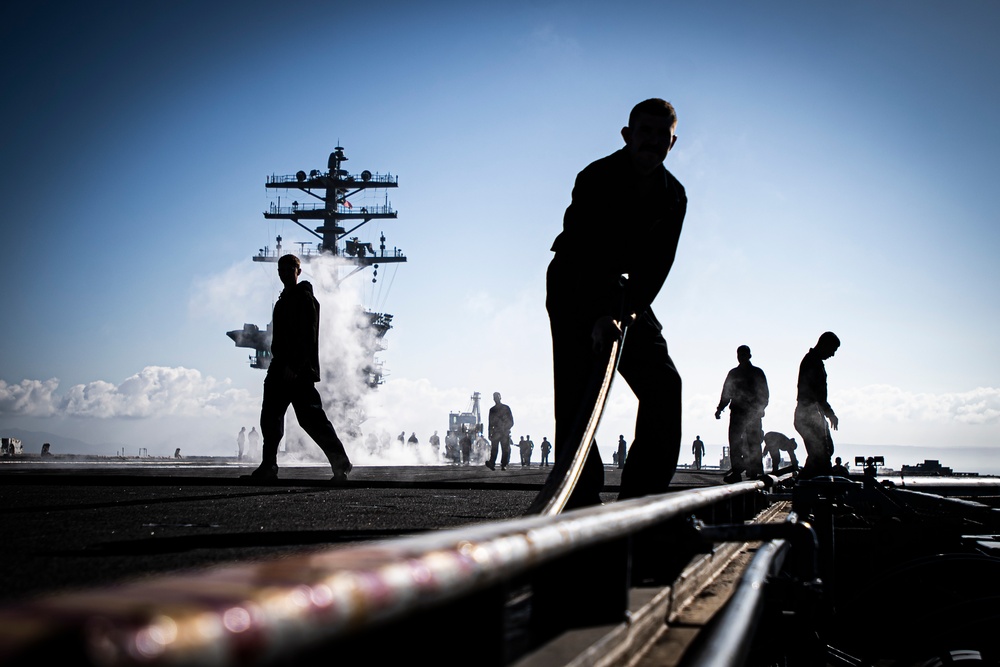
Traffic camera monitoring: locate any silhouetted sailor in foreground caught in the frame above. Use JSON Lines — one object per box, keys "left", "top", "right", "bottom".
{"left": 244, "top": 254, "right": 353, "bottom": 483}
{"left": 716, "top": 345, "right": 769, "bottom": 483}
{"left": 486, "top": 392, "right": 514, "bottom": 471}
{"left": 546, "top": 98, "right": 686, "bottom": 507}
{"left": 794, "top": 331, "right": 840, "bottom": 479}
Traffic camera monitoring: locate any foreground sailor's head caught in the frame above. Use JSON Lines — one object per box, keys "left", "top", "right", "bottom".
{"left": 622, "top": 98, "right": 678, "bottom": 175}
{"left": 815, "top": 331, "right": 841, "bottom": 359}
{"left": 278, "top": 254, "right": 302, "bottom": 289}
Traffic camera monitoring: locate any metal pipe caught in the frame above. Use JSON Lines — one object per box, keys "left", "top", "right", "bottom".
{"left": 682, "top": 513, "right": 816, "bottom": 667}
{"left": 884, "top": 476, "right": 1000, "bottom": 489}
{"left": 680, "top": 537, "right": 789, "bottom": 667}
{"left": 0, "top": 481, "right": 765, "bottom": 666}
{"left": 694, "top": 511, "right": 818, "bottom": 581}
{"left": 890, "top": 488, "right": 1000, "bottom": 528}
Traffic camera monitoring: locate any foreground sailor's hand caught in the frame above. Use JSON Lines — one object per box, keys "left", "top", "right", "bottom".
{"left": 591, "top": 316, "right": 623, "bottom": 353}
{"left": 829, "top": 413, "right": 839, "bottom": 431}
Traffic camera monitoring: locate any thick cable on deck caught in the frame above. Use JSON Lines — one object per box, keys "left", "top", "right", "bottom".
{"left": 527, "top": 276, "right": 631, "bottom": 516}
{"left": 525, "top": 327, "right": 626, "bottom": 515}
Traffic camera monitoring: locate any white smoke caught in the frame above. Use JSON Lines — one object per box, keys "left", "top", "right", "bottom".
{"left": 185, "top": 252, "right": 456, "bottom": 464}
{"left": 189, "top": 261, "right": 276, "bottom": 325}
{"left": 278, "top": 254, "right": 448, "bottom": 465}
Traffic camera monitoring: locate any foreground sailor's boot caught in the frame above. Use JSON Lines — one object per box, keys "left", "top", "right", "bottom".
{"left": 330, "top": 462, "right": 353, "bottom": 484}
{"left": 241, "top": 463, "right": 278, "bottom": 480}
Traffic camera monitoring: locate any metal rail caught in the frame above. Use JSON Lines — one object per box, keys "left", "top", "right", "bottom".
{"left": 880, "top": 476, "right": 1000, "bottom": 490}
{"left": 0, "top": 481, "right": 764, "bottom": 666}
{"left": 682, "top": 512, "right": 819, "bottom": 667}
{"left": 681, "top": 536, "right": 791, "bottom": 667}
{"left": 693, "top": 511, "right": 818, "bottom": 581}
{"left": 887, "top": 488, "right": 1000, "bottom": 529}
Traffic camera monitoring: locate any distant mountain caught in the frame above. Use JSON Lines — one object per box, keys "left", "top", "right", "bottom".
{"left": 0, "top": 428, "right": 126, "bottom": 456}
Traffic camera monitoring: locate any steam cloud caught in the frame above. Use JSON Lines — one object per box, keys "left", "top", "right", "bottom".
{"left": 266, "top": 254, "right": 448, "bottom": 465}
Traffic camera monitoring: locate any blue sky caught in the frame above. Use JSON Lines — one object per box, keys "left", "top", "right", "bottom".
{"left": 2, "top": 1, "right": 998, "bottom": 471}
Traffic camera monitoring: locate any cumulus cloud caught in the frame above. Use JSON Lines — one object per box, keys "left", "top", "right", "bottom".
{"left": 835, "top": 385, "right": 1000, "bottom": 425}
{"left": 0, "top": 378, "right": 61, "bottom": 417}
{"left": 0, "top": 368, "right": 255, "bottom": 419}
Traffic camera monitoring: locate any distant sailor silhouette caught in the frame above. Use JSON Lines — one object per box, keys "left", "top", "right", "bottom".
{"left": 692, "top": 435, "right": 705, "bottom": 470}
{"left": 487, "top": 392, "right": 514, "bottom": 471}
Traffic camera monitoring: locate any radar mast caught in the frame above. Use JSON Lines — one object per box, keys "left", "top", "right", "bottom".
{"left": 227, "top": 146, "right": 406, "bottom": 388}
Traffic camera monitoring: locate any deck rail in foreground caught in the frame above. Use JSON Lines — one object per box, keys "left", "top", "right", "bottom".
{"left": 0, "top": 480, "right": 770, "bottom": 666}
